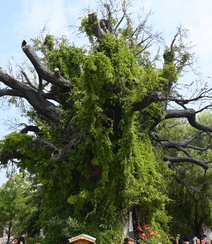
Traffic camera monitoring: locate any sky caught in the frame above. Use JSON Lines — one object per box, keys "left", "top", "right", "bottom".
{"left": 0, "top": 0, "right": 212, "bottom": 185}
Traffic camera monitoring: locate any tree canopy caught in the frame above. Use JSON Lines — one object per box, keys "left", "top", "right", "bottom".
{"left": 1, "top": 1, "right": 212, "bottom": 243}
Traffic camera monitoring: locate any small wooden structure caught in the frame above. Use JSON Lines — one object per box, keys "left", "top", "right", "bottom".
{"left": 68, "top": 234, "right": 96, "bottom": 244}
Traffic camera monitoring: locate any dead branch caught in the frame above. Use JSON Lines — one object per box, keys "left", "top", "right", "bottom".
{"left": 163, "top": 155, "right": 209, "bottom": 170}
{"left": 133, "top": 92, "right": 165, "bottom": 111}
{"left": 20, "top": 125, "right": 42, "bottom": 136}
{"left": 88, "top": 12, "right": 104, "bottom": 39}
{"left": 165, "top": 109, "right": 212, "bottom": 132}
{"left": 0, "top": 88, "right": 25, "bottom": 97}
{"left": 22, "top": 40, "right": 71, "bottom": 89}
{"left": 0, "top": 69, "right": 61, "bottom": 122}
{"left": 174, "top": 175, "right": 201, "bottom": 193}
{"left": 32, "top": 134, "right": 82, "bottom": 162}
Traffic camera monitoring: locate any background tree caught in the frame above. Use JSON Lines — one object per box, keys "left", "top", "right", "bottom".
{"left": 159, "top": 112, "right": 212, "bottom": 238}
{"left": 0, "top": 172, "right": 34, "bottom": 244}
{"left": 0, "top": 1, "right": 211, "bottom": 243}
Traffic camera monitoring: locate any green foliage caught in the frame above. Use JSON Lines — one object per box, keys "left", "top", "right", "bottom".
{"left": 41, "top": 216, "right": 78, "bottom": 244}
{"left": 27, "top": 236, "right": 43, "bottom": 244}
{"left": 0, "top": 172, "right": 35, "bottom": 239}
{"left": 0, "top": 132, "right": 33, "bottom": 166}
{"left": 29, "top": 30, "right": 171, "bottom": 241}
{"left": 47, "top": 40, "right": 84, "bottom": 81}
{"left": 162, "top": 63, "right": 178, "bottom": 83}
{"left": 80, "top": 17, "right": 94, "bottom": 43}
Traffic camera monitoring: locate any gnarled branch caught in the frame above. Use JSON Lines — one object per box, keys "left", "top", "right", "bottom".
{"left": 165, "top": 109, "right": 212, "bottom": 132}
{"left": 32, "top": 134, "right": 82, "bottom": 162}
{"left": 163, "top": 155, "right": 210, "bottom": 170}
{"left": 22, "top": 40, "right": 71, "bottom": 89}
{"left": 0, "top": 88, "right": 25, "bottom": 97}
{"left": 20, "top": 125, "right": 42, "bottom": 136}
{"left": 0, "top": 70, "right": 62, "bottom": 123}
{"left": 133, "top": 92, "right": 164, "bottom": 111}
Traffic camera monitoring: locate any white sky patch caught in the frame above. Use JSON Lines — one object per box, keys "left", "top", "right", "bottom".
{"left": 185, "top": 2, "right": 212, "bottom": 77}
{"left": 17, "top": 0, "right": 69, "bottom": 38}
{"left": 15, "top": 0, "right": 100, "bottom": 46}
{"left": 130, "top": 0, "right": 212, "bottom": 79}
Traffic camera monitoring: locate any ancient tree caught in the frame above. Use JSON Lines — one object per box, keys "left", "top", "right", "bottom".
{"left": 0, "top": 1, "right": 212, "bottom": 243}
